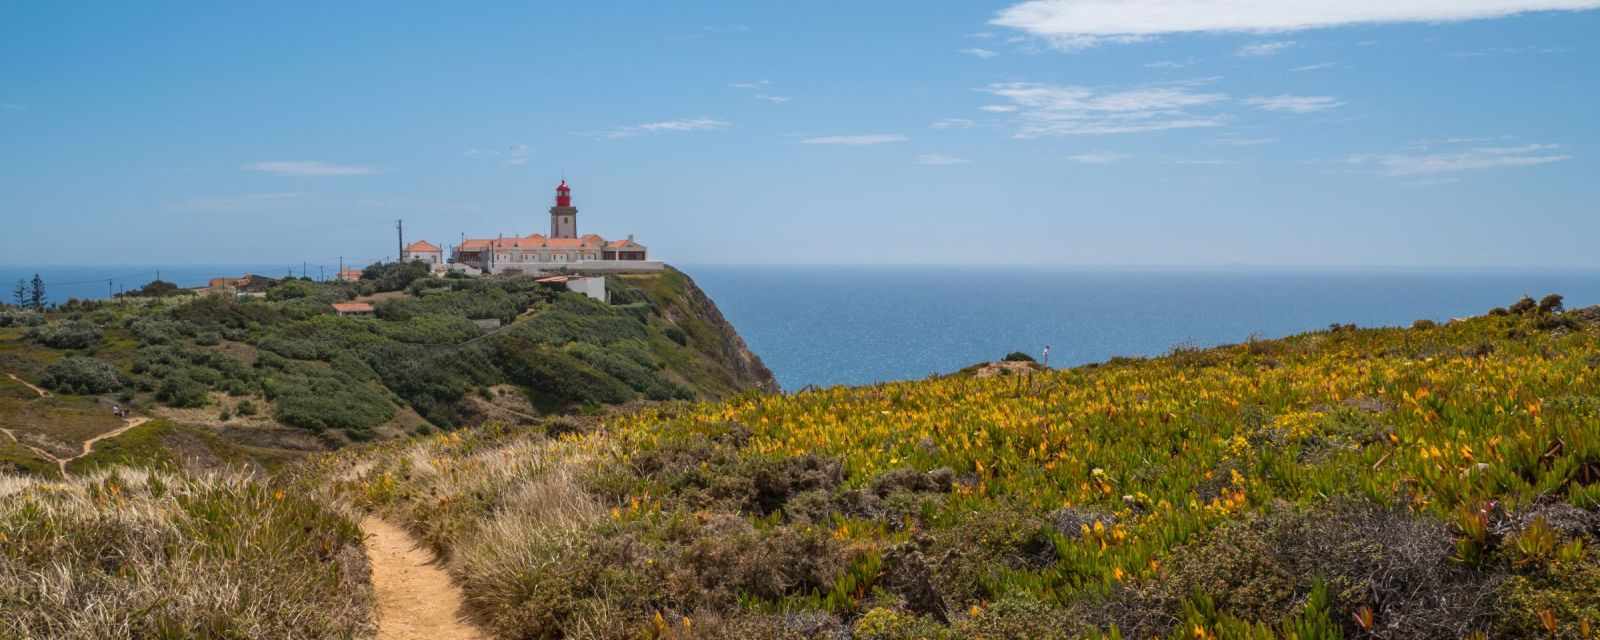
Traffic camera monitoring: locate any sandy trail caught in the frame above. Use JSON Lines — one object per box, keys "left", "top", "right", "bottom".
{"left": 7, "top": 373, "right": 50, "bottom": 398}
{"left": 362, "top": 518, "right": 486, "bottom": 640}
{"left": 3, "top": 371, "right": 148, "bottom": 476}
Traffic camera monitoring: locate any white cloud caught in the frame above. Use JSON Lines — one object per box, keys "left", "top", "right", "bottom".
{"left": 799, "top": 134, "right": 909, "bottom": 145}
{"left": 754, "top": 94, "right": 791, "bottom": 103}
{"left": 1245, "top": 95, "right": 1345, "bottom": 113}
{"left": 1176, "top": 159, "right": 1236, "bottom": 165}
{"left": 931, "top": 118, "right": 976, "bottom": 129}
{"left": 917, "top": 154, "right": 970, "bottom": 165}
{"left": 1292, "top": 62, "right": 1338, "bottom": 71}
{"left": 993, "top": 1, "right": 1600, "bottom": 49}
{"left": 1236, "top": 41, "right": 1295, "bottom": 57}
{"left": 979, "top": 105, "right": 1020, "bottom": 113}
{"left": 960, "top": 47, "right": 1000, "bottom": 58}
{"left": 1067, "top": 152, "right": 1130, "bottom": 164}
{"left": 730, "top": 80, "right": 771, "bottom": 89}
{"left": 1144, "top": 59, "right": 1195, "bottom": 69}
{"left": 1347, "top": 143, "right": 1572, "bottom": 176}
{"left": 506, "top": 144, "right": 530, "bottom": 165}
{"left": 1218, "top": 136, "right": 1279, "bottom": 146}
{"left": 597, "top": 118, "right": 730, "bottom": 139}
{"left": 980, "top": 81, "right": 1228, "bottom": 137}
{"left": 244, "top": 161, "right": 377, "bottom": 176}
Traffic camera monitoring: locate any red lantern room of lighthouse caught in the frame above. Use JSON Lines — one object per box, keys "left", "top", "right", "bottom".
{"left": 550, "top": 179, "right": 578, "bottom": 239}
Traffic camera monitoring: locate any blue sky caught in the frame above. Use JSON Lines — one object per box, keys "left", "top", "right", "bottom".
{"left": 3, "top": 1, "right": 1597, "bottom": 268}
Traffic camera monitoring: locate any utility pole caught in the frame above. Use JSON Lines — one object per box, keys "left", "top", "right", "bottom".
{"left": 319, "top": 266, "right": 325, "bottom": 282}
{"left": 396, "top": 219, "right": 404, "bottom": 265}
{"left": 107, "top": 279, "right": 113, "bottom": 301}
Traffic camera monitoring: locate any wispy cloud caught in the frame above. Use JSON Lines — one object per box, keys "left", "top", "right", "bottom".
{"left": 1144, "top": 59, "right": 1196, "bottom": 69}
{"left": 799, "top": 134, "right": 909, "bottom": 145}
{"left": 980, "top": 81, "right": 1228, "bottom": 137}
{"left": 960, "top": 47, "right": 1000, "bottom": 59}
{"left": 595, "top": 118, "right": 731, "bottom": 140}
{"left": 1245, "top": 95, "right": 1345, "bottom": 113}
{"left": 1292, "top": 62, "right": 1338, "bottom": 72}
{"left": 1347, "top": 143, "right": 1572, "bottom": 176}
{"left": 464, "top": 144, "right": 531, "bottom": 165}
{"left": 1218, "top": 136, "right": 1279, "bottom": 146}
{"left": 992, "top": 0, "right": 1600, "bottom": 49}
{"left": 979, "top": 105, "right": 1020, "bottom": 113}
{"left": 754, "top": 94, "right": 791, "bottom": 104}
{"left": 931, "top": 118, "right": 976, "bottom": 129}
{"left": 244, "top": 161, "right": 377, "bottom": 176}
{"left": 916, "top": 153, "right": 970, "bottom": 165}
{"left": 1451, "top": 45, "right": 1568, "bottom": 57}
{"left": 1176, "top": 159, "right": 1236, "bottom": 165}
{"left": 1067, "top": 152, "right": 1131, "bottom": 164}
{"left": 1236, "top": 41, "right": 1296, "bottom": 57}
{"left": 729, "top": 80, "right": 770, "bottom": 89}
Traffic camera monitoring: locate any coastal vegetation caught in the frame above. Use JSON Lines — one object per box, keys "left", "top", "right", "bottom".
{"left": 335, "top": 297, "right": 1600, "bottom": 639}
{"left": 0, "top": 266, "right": 775, "bottom": 473}
{"left": 3, "top": 293, "right": 1599, "bottom": 638}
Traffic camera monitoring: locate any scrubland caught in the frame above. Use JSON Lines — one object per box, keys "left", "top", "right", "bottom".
{"left": 331, "top": 298, "right": 1600, "bottom": 639}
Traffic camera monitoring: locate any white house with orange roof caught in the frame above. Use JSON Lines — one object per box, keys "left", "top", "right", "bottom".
{"left": 401, "top": 240, "right": 443, "bottom": 266}
{"left": 450, "top": 180, "right": 662, "bottom": 276}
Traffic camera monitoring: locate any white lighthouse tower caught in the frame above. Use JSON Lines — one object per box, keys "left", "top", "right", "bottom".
{"left": 550, "top": 180, "right": 577, "bottom": 239}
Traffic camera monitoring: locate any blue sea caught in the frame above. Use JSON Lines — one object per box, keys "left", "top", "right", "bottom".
{"left": 681, "top": 265, "right": 1600, "bottom": 391}
{"left": 5, "top": 264, "right": 1598, "bottom": 391}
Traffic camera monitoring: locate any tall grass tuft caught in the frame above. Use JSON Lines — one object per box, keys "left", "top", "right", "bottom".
{"left": 0, "top": 468, "right": 372, "bottom": 639}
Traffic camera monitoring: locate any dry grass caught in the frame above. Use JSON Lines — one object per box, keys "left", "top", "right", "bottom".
{"left": 0, "top": 467, "right": 373, "bottom": 639}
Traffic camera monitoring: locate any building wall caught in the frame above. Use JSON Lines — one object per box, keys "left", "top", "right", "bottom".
{"left": 403, "top": 251, "right": 442, "bottom": 265}
{"left": 565, "top": 277, "right": 607, "bottom": 302}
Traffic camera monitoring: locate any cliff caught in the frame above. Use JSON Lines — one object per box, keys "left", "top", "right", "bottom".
{"left": 0, "top": 264, "right": 774, "bottom": 474}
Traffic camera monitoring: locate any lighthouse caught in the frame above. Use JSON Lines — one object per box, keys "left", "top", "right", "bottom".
{"left": 550, "top": 180, "right": 578, "bottom": 239}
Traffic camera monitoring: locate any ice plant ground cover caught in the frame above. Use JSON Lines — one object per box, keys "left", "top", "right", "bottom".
{"left": 338, "top": 299, "right": 1600, "bottom": 639}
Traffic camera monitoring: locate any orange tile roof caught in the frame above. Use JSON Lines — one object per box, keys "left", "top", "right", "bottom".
{"left": 405, "top": 240, "right": 442, "bottom": 253}
{"left": 331, "top": 302, "right": 374, "bottom": 313}
{"left": 459, "top": 233, "right": 609, "bottom": 250}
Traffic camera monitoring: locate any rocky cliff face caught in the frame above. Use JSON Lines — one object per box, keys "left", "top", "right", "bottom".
{"left": 618, "top": 266, "right": 778, "bottom": 398}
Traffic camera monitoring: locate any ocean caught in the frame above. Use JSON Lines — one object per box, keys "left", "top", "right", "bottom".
{"left": 5, "top": 264, "right": 1598, "bottom": 392}
{"left": 681, "top": 265, "right": 1600, "bottom": 391}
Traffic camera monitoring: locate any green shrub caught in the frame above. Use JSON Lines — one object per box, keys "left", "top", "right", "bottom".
{"left": 41, "top": 356, "right": 123, "bottom": 394}
{"left": 157, "top": 374, "right": 209, "bottom": 408}
{"left": 26, "top": 321, "right": 102, "bottom": 349}
{"left": 236, "top": 399, "right": 258, "bottom": 416}
{"left": 1002, "top": 351, "right": 1036, "bottom": 363}
{"left": 1539, "top": 294, "right": 1565, "bottom": 314}
{"left": 494, "top": 336, "right": 633, "bottom": 409}
{"left": 1510, "top": 296, "right": 1538, "bottom": 314}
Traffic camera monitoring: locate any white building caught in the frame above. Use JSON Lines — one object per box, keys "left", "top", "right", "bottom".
{"left": 451, "top": 180, "right": 663, "bottom": 276}
{"left": 401, "top": 241, "right": 443, "bottom": 266}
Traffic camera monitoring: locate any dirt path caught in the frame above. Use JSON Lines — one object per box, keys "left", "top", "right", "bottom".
{"left": 2, "top": 417, "right": 150, "bottom": 477}
{"left": 362, "top": 518, "right": 485, "bottom": 640}
{"left": 7, "top": 373, "right": 49, "bottom": 398}
{"left": 2, "top": 371, "right": 148, "bottom": 476}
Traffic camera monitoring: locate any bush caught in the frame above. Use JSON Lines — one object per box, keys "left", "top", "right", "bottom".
{"left": 157, "top": 374, "right": 209, "bottom": 408}
{"left": 1002, "top": 351, "right": 1036, "bottom": 363}
{"left": 1539, "top": 294, "right": 1565, "bottom": 314}
{"left": 236, "top": 399, "right": 258, "bottom": 416}
{"left": 1412, "top": 319, "right": 1438, "bottom": 329}
{"left": 41, "top": 356, "right": 123, "bottom": 394}
{"left": 1510, "top": 296, "right": 1538, "bottom": 314}
{"left": 0, "top": 309, "right": 44, "bottom": 327}
{"left": 493, "top": 337, "right": 633, "bottom": 409}
{"left": 26, "top": 321, "right": 102, "bottom": 349}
